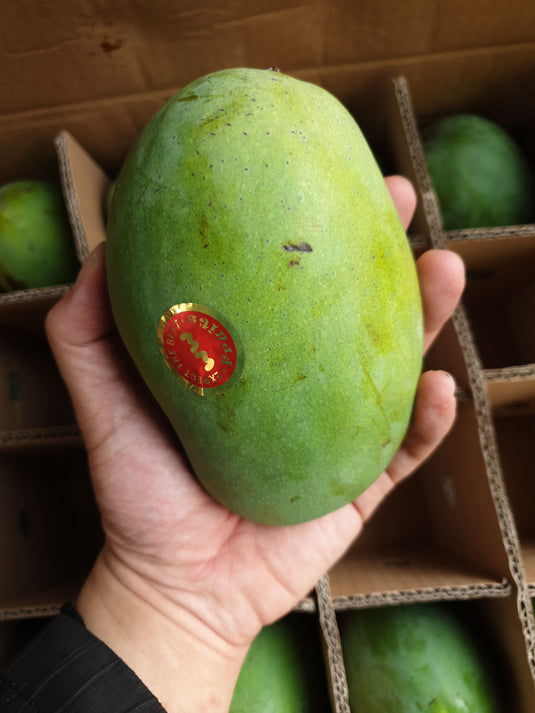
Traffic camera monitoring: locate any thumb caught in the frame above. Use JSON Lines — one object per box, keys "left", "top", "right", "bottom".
{"left": 46, "top": 241, "right": 114, "bottom": 350}
{"left": 46, "top": 242, "right": 170, "bottom": 456}
{"left": 45, "top": 242, "right": 125, "bottom": 442}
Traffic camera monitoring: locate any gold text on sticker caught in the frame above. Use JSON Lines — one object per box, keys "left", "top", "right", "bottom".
{"left": 157, "top": 303, "right": 244, "bottom": 395}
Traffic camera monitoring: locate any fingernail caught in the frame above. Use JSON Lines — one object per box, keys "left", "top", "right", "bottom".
{"left": 438, "top": 370, "right": 456, "bottom": 394}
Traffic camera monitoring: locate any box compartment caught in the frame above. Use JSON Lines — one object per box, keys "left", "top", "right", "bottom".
{"left": 449, "top": 235, "right": 535, "bottom": 369}
{"left": 332, "top": 596, "right": 535, "bottom": 713}
{"left": 0, "top": 448, "right": 102, "bottom": 621}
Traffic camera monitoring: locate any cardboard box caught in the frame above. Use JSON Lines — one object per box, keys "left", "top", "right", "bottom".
{"left": 2, "top": 2, "right": 535, "bottom": 709}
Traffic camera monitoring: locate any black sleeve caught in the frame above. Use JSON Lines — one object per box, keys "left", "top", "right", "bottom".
{"left": 0, "top": 604, "right": 166, "bottom": 712}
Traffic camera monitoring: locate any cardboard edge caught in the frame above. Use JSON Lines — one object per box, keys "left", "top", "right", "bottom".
{"left": 292, "top": 596, "right": 316, "bottom": 613}
{"left": 391, "top": 76, "right": 445, "bottom": 248}
{"left": 0, "top": 605, "right": 61, "bottom": 622}
{"left": 330, "top": 579, "right": 511, "bottom": 611}
{"left": 55, "top": 132, "right": 89, "bottom": 262}
{"left": 0, "top": 283, "right": 69, "bottom": 308}
{"left": 0, "top": 425, "right": 81, "bottom": 452}
{"left": 452, "top": 304, "right": 535, "bottom": 678}
{"left": 447, "top": 225, "right": 535, "bottom": 242}
{"left": 315, "top": 576, "right": 350, "bottom": 713}
{"left": 484, "top": 364, "right": 535, "bottom": 382}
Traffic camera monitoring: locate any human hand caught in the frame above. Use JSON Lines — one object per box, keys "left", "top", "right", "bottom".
{"left": 45, "top": 175, "right": 465, "bottom": 712}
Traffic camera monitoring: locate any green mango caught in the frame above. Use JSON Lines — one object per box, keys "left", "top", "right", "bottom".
{"left": 423, "top": 114, "right": 534, "bottom": 230}
{"left": 0, "top": 180, "right": 78, "bottom": 291}
{"left": 230, "top": 615, "right": 330, "bottom": 713}
{"left": 340, "top": 603, "right": 499, "bottom": 712}
{"left": 106, "top": 67, "right": 423, "bottom": 524}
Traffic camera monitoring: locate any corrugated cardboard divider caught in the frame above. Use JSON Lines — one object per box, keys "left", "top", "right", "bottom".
{"left": 392, "top": 73, "right": 535, "bottom": 688}
{"left": 5, "top": 0, "right": 535, "bottom": 118}
{"left": 487, "top": 367, "right": 535, "bottom": 593}
{"left": 55, "top": 131, "right": 111, "bottom": 262}
{"left": 315, "top": 576, "right": 350, "bottom": 713}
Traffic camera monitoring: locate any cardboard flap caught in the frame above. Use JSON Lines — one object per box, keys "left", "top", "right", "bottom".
{"left": 55, "top": 131, "right": 110, "bottom": 262}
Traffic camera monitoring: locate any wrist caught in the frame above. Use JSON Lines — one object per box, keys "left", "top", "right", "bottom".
{"left": 77, "top": 548, "right": 249, "bottom": 713}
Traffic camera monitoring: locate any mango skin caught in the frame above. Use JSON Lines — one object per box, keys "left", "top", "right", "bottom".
{"left": 106, "top": 67, "right": 423, "bottom": 525}
{"left": 0, "top": 180, "right": 78, "bottom": 291}
{"left": 230, "top": 616, "right": 330, "bottom": 713}
{"left": 340, "top": 604, "right": 499, "bottom": 712}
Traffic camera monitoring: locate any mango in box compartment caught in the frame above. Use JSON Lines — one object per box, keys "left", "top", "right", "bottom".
{"left": 106, "top": 67, "right": 423, "bottom": 525}
{"left": 230, "top": 615, "right": 330, "bottom": 713}
{"left": 340, "top": 603, "right": 500, "bottom": 712}
{"left": 423, "top": 113, "right": 535, "bottom": 230}
{"left": 0, "top": 180, "right": 78, "bottom": 291}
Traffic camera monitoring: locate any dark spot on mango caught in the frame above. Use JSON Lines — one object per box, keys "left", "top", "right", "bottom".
{"left": 282, "top": 241, "right": 313, "bottom": 253}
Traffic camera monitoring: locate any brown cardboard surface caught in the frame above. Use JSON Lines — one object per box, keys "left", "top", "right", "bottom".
{"left": 3, "top": 1, "right": 535, "bottom": 116}
{"left": 420, "top": 317, "right": 514, "bottom": 578}
{"left": 493, "top": 415, "right": 535, "bottom": 542}
{"left": 328, "top": 544, "right": 510, "bottom": 604}
{"left": 486, "top": 368, "right": 535, "bottom": 417}
{"left": 55, "top": 131, "right": 111, "bottom": 261}
{"left": 0, "top": 40, "right": 532, "bottom": 185}
{"left": 0, "top": 287, "right": 69, "bottom": 336}
{"left": 447, "top": 235, "right": 535, "bottom": 369}
{"left": 522, "top": 543, "right": 535, "bottom": 587}
{"left": 0, "top": 329, "right": 75, "bottom": 433}
{"left": 508, "top": 279, "right": 535, "bottom": 364}
{"left": 449, "top": 234, "right": 535, "bottom": 307}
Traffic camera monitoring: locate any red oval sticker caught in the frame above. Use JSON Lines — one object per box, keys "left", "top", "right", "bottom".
{"left": 157, "top": 303, "right": 244, "bottom": 395}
